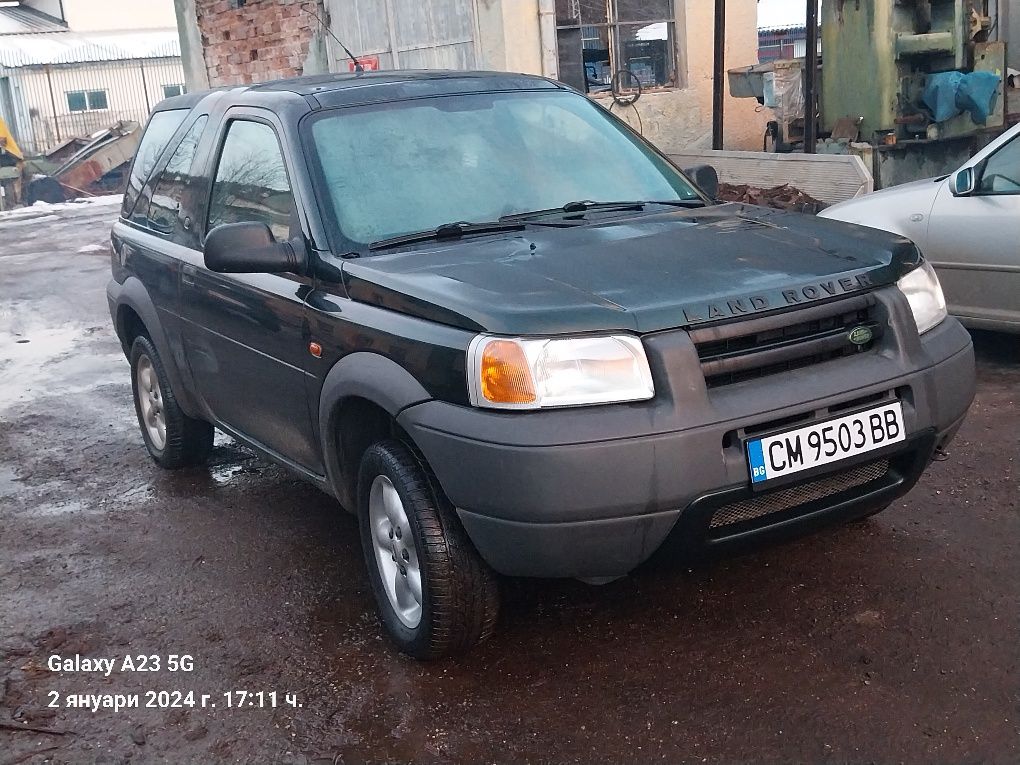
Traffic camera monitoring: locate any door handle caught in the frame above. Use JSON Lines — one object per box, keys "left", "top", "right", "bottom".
{"left": 181, "top": 264, "right": 197, "bottom": 286}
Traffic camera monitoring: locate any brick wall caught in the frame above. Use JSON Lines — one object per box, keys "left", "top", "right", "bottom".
{"left": 195, "top": 0, "right": 323, "bottom": 86}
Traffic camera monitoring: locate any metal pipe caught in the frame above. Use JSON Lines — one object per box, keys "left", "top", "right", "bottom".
{"left": 538, "top": 0, "right": 558, "bottom": 80}
{"left": 804, "top": 0, "right": 819, "bottom": 153}
{"left": 45, "top": 65, "right": 61, "bottom": 143}
{"left": 382, "top": 0, "right": 401, "bottom": 68}
{"left": 712, "top": 0, "right": 725, "bottom": 150}
{"left": 139, "top": 62, "right": 151, "bottom": 112}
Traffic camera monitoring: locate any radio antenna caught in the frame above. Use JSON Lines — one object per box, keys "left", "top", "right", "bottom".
{"left": 301, "top": 7, "right": 364, "bottom": 73}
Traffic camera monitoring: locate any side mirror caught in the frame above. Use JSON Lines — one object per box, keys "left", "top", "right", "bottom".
{"left": 204, "top": 222, "right": 305, "bottom": 274}
{"left": 951, "top": 167, "right": 976, "bottom": 197}
{"left": 684, "top": 164, "right": 719, "bottom": 200}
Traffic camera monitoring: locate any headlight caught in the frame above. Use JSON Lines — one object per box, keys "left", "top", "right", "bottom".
{"left": 896, "top": 260, "right": 947, "bottom": 334}
{"left": 467, "top": 334, "right": 654, "bottom": 410}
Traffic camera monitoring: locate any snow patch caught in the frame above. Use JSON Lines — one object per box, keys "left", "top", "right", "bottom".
{"left": 0, "top": 194, "right": 122, "bottom": 222}
{"left": 0, "top": 214, "right": 60, "bottom": 228}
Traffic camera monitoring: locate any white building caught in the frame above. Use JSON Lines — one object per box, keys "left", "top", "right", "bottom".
{"left": 0, "top": 0, "right": 184, "bottom": 155}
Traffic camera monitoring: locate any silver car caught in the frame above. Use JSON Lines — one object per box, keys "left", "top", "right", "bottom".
{"left": 820, "top": 124, "right": 1020, "bottom": 333}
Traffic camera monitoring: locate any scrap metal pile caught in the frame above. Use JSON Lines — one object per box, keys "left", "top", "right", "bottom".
{"left": 0, "top": 119, "right": 140, "bottom": 208}
{"left": 716, "top": 182, "right": 826, "bottom": 214}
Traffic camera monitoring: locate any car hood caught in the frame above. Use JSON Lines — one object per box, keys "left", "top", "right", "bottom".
{"left": 820, "top": 177, "right": 943, "bottom": 224}
{"left": 341, "top": 203, "right": 921, "bottom": 335}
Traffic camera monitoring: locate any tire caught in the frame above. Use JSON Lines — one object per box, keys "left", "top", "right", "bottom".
{"left": 357, "top": 439, "right": 499, "bottom": 659}
{"left": 129, "top": 335, "right": 213, "bottom": 469}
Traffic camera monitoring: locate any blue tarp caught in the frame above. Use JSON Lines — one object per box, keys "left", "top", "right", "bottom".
{"left": 923, "top": 71, "right": 1001, "bottom": 124}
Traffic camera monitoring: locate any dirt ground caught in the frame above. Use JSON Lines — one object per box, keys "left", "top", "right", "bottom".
{"left": 1, "top": 200, "right": 1017, "bottom": 765}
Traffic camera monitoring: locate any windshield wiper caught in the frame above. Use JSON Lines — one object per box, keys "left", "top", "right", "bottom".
{"left": 501, "top": 198, "right": 705, "bottom": 222}
{"left": 645, "top": 199, "right": 709, "bottom": 208}
{"left": 501, "top": 200, "right": 644, "bottom": 221}
{"left": 369, "top": 220, "right": 526, "bottom": 251}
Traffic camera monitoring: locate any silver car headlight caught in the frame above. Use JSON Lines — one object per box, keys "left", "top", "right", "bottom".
{"left": 467, "top": 334, "right": 654, "bottom": 410}
{"left": 897, "top": 260, "right": 947, "bottom": 334}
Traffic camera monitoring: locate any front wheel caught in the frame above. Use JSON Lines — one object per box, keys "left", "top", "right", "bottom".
{"left": 358, "top": 440, "right": 499, "bottom": 659}
{"left": 129, "top": 335, "right": 213, "bottom": 469}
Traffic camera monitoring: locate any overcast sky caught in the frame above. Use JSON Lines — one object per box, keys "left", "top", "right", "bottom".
{"left": 757, "top": 0, "right": 818, "bottom": 29}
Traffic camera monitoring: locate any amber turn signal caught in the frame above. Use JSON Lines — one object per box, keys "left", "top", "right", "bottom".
{"left": 479, "top": 339, "right": 536, "bottom": 404}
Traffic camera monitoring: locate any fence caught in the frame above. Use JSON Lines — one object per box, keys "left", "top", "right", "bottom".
{"left": 758, "top": 27, "right": 812, "bottom": 63}
{"left": 0, "top": 55, "right": 185, "bottom": 157}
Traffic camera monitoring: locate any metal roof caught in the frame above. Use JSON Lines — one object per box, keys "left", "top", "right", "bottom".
{"left": 759, "top": 24, "right": 808, "bottom": 34}
{"left": 0, "top": 5, "right": 66, "bottom": 35}
{"left": 0, "top": 28, "right": 180, "bottom": 68}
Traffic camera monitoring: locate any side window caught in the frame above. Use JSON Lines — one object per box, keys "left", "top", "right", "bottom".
{"left": 979, "top": 137, "right": 1020, "bottom": 194}
{"left": 146, "top": 115, "right": 208, "bottom": 235}
{"left": 207, "top": 120, "right": 294, "bottom": 242}
{"left": 123, "top": 109, "right": 188, "bottom": 219}
{"left": 555, "top": 0, "right": 678, "bottom": 94}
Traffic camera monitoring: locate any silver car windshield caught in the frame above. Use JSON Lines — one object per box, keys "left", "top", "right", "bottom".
{"left": 307, "top": 89, "right": 701, "bottom": 247}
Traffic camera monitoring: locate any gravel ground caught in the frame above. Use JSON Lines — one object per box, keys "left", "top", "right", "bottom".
{"left": 1, "top": 201, "right": 1017, "bottom": 765}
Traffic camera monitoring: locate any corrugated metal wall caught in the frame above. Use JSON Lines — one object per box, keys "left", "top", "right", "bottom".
{"left": 758, "top": 28, "right": 817, "bottom": 63}
{"left": 0, "top": 56, "right": 185, "bottom": 156}
{"left": 325, "top": 0, "right": 478, "bottom": 71}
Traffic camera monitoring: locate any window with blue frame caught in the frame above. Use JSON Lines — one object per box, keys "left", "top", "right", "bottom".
{"left": 66, "top": 89, "right": 109, "bottom": 112}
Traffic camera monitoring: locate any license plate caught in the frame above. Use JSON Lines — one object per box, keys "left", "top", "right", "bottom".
{"left": 747, "top": 402, "right": 905, "bottom": 484}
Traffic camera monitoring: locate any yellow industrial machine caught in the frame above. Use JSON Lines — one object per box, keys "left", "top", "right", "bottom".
{"left": 728, "top": 0, "right": 1006, "bottom": 188}
{"left": 0, "top": 117, "right": 24, "bottom": 210}
{"left": 821, "top": 0, "right": 1003, "bottom": 143}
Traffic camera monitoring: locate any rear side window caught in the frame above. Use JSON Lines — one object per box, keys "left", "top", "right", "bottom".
{"left": 122, "top": 109, "right": 188, "bottom": 219}
{"left": 207, "top": 120, "right": 295, "bottom": 242}
{"left": 144, "top": 115, "right": 208, "bottom": 235}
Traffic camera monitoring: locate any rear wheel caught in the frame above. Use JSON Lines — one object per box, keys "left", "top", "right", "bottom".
{"left": 129, "top": 335, "right": 213, "bottom": 469}
{"left": 358, "top": 440, "right": 499, "bottom": 659}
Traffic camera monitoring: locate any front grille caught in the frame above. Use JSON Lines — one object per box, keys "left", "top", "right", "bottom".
{"left": 689, "top": 294, "right": 882, "bottom": 388}
{"left": 709, "top": 459, "right": 890, "bottom": 529}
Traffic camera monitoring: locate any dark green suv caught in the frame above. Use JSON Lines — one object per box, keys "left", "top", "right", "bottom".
{"left": 109, "top": 71, "right": 975, "bottom": 658}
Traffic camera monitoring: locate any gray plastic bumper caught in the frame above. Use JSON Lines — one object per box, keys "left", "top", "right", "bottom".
{"left": 398, "top": 317, "right": 975, "bottom": 578}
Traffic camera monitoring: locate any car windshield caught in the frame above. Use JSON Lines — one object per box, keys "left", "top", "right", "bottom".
{"left": 306, "top": 89, "right": 702, "bottom": 249}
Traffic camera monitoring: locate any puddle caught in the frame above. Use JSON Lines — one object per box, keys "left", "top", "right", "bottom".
{"left": 6, "top": 479, "right": 156, "bottom": 518}
{"left": 208, "top": 457, "right": 261, "bottom": 486}
{"left": 24, "top": 498, "right": 87, "bottom": 517}
{"left": 0, "top": 464, "right": 20, "bottom": 498}
{"left": 1, "top": 325, "right": 80, "bottom": 360}
{"left": 119, "top": 484, "right": 155, "bottom": 502}
{"left": 210, "top": 464, "right": 249, "bottom": 485}
{"left": 0, "top": 214, "right": 60, "bottom": 229}
{"left": 0, "top": 325, "right": 124, "bottom": 412}
{"left": 77, "top": 244, "right": 110, "bottom": 255}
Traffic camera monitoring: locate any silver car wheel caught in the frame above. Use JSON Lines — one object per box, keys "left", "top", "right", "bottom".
{"left": 369, "top": 474, "right": 423, "bottom": 628}
{"left": 136, "top": 355, "right": 167, "bottom": 451}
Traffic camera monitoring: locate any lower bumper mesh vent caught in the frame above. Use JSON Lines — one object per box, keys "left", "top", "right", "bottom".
{"left": 710, "top": 460, "right": 890, "bottom": 529}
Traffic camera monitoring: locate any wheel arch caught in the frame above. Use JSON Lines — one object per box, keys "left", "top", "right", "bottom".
{"left": 113, "top": 277, "right": 200, "bottom": 417}
{"left": 115, "top": 303, "right": 148, "bottom": 355}
{"left": 318, "top": 352, "right": 433, "bottom": 512}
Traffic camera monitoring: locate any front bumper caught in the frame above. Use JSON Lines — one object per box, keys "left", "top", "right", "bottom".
{"left": 397, "top": 315, "right": 975, "bottom": 578}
